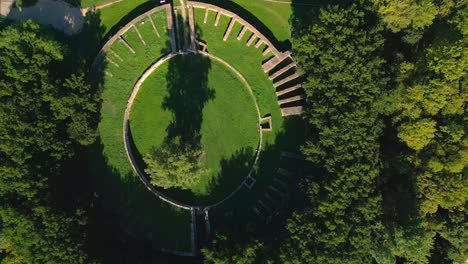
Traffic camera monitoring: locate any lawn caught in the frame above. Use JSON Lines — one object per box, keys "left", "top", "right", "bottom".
{"left": 192, "top": 7, "right": 306, "bottom": 222}
{"left": 129, "top": 53, "right": 260, "bottom": 205}
{"left": 90, "top": 9, "right": 193, "bottom": 253}
{"left": 95, "top": 0, "right": 158, "bottom": 36}
{"left": 89, "top": 0, "right": 306, "bottom": 252}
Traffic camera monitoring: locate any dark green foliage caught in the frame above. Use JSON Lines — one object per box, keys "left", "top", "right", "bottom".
{"left": 0, "top": 20, "right": 99, "bottom": 262}
{"left": 202, "top": 234, "right": 271, "bottom": 264}
{"left": 144, "top": 138, "right": 209, "bottom": 190}
{"left": 280, "top": 2, "right": 386, "bottom": 263}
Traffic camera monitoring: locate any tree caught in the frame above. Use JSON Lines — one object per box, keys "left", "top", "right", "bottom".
{"left": 0, "top": 206, "right": 88, "bottom": 264}
{"left": 282, "top": 1, "right": 387, "bottom": 263}
{"left": 202, "top": 234, "right": 270, "bottom": 264}
{"left": 374, "top": 0, "right": 437, "bottom": 33}
{"left": 0, "top": 20, "right": 98, "bottom": 263}
{"left": 398, "top": 118, "right": 437, "bottom": 150}
{"left": 144, "top": 138, "right": 208, "bottom": 189}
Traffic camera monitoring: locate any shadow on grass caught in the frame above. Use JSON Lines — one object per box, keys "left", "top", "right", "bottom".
{"left": 162, "top": 53, "right": 214, "bottom": 143}
{"left": 207, "top": 115, "right": 309, "bottom": 242}
{"left": 103, "top": 0, "right": 162, "bottom": 40}
{"left": 202, "top": 0, "right": 292, "bottom": 50}
{"left": 85, "top": 137, "right": 194, "bottom": 262}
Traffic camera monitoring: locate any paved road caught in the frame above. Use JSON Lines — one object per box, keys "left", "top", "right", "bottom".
{"left": 0, "top": 0, "right": 83, "bottom": 35}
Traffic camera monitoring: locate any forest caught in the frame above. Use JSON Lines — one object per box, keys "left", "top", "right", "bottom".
{"left": 0, "top": 0, "right": 466, "bottom": 263}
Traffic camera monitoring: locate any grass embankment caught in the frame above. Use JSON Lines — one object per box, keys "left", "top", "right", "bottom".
{"left": 91, "top": 10, "right": 192, "bottom": 252}
{"left": 130, "top": 54, "right": 259, "bottom": 205}
{"left": 193, "top": 9, "right": 306, "bottom": 222}
{"left": 231, "top": 0, "right": 292, "bottom": 43}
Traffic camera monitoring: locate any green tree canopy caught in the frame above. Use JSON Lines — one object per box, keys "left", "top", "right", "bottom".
{"left": 144, "top": 138, "right": 208, "bottom": 190}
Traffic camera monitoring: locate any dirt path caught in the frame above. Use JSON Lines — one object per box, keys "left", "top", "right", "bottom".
{"left": 81, "top": 0, "right": 123, "bottom": 16}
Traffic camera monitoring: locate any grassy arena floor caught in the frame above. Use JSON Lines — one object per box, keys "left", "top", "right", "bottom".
{"left": 89, "top": 10, "right": 192, "bottom": 252}
{"left": 129, "top": 54, "right": 260, "bottom": 204}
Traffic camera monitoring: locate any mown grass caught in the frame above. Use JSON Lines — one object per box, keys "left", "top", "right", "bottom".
{"left": 193, "top": 7, "right": 306, "bottom": 223}
{"left": 91, "top": 10, "right": 192, "bottom": 252}
{"left": 231, "top": 0, "right": 292, "bottom": 42}
{"left": 130, "top": 54, "right": 259, "bottom": 204}
{"left": 95, "top": 0, "right": 158, "bottom": 35}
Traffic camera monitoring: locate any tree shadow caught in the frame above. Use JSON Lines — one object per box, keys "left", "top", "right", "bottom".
{"left": 85, "top": 137, "right": 195, "bottom": 263}
{"left": 205, "top": 147, "right": 256, "bottom": 202}
{"left": 199, "top": 0, "right": 291, "bottom": 50}
{"left": 209, "top": 116, "right": 309, "bottom": 225}
{"left": 103, "top": 0, "right": 161, "bottom": 40}
{"left": 162, "top": 53, "right": 214, "bottom": 145}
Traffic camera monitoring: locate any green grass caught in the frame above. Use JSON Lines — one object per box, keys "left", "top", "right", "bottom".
{"left": 96, "top": 0, "right": 155, "bottom": 35}
{"left": 193, "top": 7, "right": 306, "bottom": 223}
{"left": 90, "top": 0, "right": 307, "bottom": 250}
{"left": 91, "top": 9, "right": 192, "bottom": 252}
{"left": 130, "top": 54, "right": 259, "bottom": 205}
{"left": 231, "top": 0, "right": 292, "bottom": 42}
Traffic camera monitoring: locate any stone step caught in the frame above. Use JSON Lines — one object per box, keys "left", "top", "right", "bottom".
{"left": 237, "top": 26, "right": 248, "bottom": 40}
{"left": 255, "top": 39, "right": 264, "bottom": 48}
{"left": 262, "top": 51, "right": 291, "bottom": 73}
{"left": 133, "top": 25, "right": 146, "bottom": 46}
{"left": 214, "top": 11, "right": 221, "bottom": 26}
{"left": 246, "top": 34, "right": 256, "bottom": 47}
{"left": 277, "top": 168, "right": 293, "bottom": 178}
{"left": 166, "top": 6, "right": 177, "bottom": 53}
{"left": 203, "top": 7, "right": 209, "bottom": 24}
{"left": 258, "top": 200, "right": 273, "bottom": 212}
{"left": 108, "top": 49, "right": 123, "bottom": 62}
{"left": 273, "top": 178, "right": 288, "bottom": 189}
{"left": 223, "top": 18, "right": 235, "bottom": 41}
{"left": 276, "top": 84, "right": 302, "bottom": 96}
{"left": 269, "top": 62, "right": 297, "bottom": 80}
{"left": 118, "top": 36, "right": 135, "bottom": 54}
{"left": 273, "top": 73, "right": 302, "bottom": 88}
{"left": 281, "top": 106, "right": 304, "bottom": 116}
{"left": 148, "top": 14, "right": 160, "bottom": 38}
{"left": 106, "top": 57, "right": 119, "bottom": 68}
{"left": 188, "top": 5, "right": 196, "bottom": 50}
{"left": 278, "top": 94, "right": 306, "bottom": 105}
{"left": 268, "top": 185, "right": 286, "bottom": 198}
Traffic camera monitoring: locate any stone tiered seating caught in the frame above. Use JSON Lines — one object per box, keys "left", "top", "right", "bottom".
{"left": 188, "top": 5, "right": 196, "bottom": 49}
{"left": 237, "top": 26, "right": 248, "bottom": 40}
{"left": 215, "top": 11, "right": 221, "bottom": 26}
{"left": 166, "top": 6, "right": 177, "bottom": 52}
{"left": 108, "top": 49, "right": 123, "bottom": 62}
{"left": 203, "top": 8, "right": 209, "bottom": 24}
{"left": 246, "top": 34, "right": 256, "bottom": 46}
{"left": 119, "top": 36, "right": 135, "bottom": 53}
{"left": 223, "top": 18, "right": 236, "bottom": 41}
{"left": 255, "top": 39, "right": 264, "bottom": 48}
{"left": 132, "top": 25, "right": 146, "bottom": 45}
{"left": 281, "top": 106, "right": 304, "bottom": 116}
{"left": 269, "top": 62, "right": 297, "bottom": 80}
{"left": 276, "top": 84, "right": 302, "bottom": 96}
{"left": 278, "top": 94, "right": 306, "bottom": 105}
{"left": 106, "top": 57, "right": 119, "bottom": 67}
{"left": 147, "top": 14, "right": 160, "bottom": 37}
{"left": 262, "top": 51, "right": 291, "bottom": 72}
{"left": 273, "top": 73, "right": 302, "bottom": 88}
{"left": 189, "top": 1, "right": 305, "bottom": 117}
